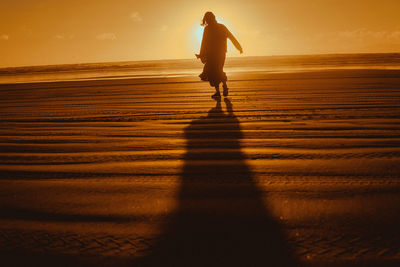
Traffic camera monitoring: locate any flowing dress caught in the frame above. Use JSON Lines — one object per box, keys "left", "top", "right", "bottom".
{"left": 199, "top": 23, "right": 242, "bottom": 87}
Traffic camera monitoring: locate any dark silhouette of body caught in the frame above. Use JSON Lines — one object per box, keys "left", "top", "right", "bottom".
{"left": 196, "top": 12, "right": 243, "bottom": 99}
{"left": 136, "top": 99, "right": 295, "bottom": 266}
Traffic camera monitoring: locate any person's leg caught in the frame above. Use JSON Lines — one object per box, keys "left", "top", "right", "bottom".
{"left": 212, "top": 84, "right": 221, "bottom": 99}
{"left": 207, "top": 57, "right": 220, "bottom": 98}
{"left": 219, "top": 54, "right": 228, "bottom": 97}
{"left": 222, "top": 81, "right": 229, "bottom": 97}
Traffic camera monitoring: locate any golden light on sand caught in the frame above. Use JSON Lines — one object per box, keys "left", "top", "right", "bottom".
{"left": 1, "top": 65, "right": 400, "bottom": 264}
{"left": 1, "top": 3, "right": 400, "bottom": 266}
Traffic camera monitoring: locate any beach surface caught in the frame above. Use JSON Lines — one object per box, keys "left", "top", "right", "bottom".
{"left": 1, "top": 69, "right": 400, "bottom": 266}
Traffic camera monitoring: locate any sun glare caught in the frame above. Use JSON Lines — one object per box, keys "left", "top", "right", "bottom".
{"left": 195, "top": 25, "right": 204, "bottom": 45}
{"left": 189, "top": 13, "right": 239, "bottom": 57}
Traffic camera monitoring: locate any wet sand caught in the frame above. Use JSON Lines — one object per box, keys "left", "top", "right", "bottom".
{"left": 0, "top": 69, "right": 400, "bottom": 266}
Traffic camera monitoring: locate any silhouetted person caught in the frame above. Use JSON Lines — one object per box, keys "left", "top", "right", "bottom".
{"left": 196, "top": 12, "right": 243, "bottom": 99}
{"left": 136, "top": 99, "right": 296, "bottom": 266}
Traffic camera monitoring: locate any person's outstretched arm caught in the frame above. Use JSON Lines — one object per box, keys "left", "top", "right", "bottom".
{"left": 226, "top": 28, "right": 243, "bottom": 54}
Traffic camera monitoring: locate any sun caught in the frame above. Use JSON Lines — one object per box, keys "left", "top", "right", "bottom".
{"left": 184, "top": 8, "right": 243, "bottom": 58}
{"left": 192, "top": 16, "right": 231, "bottom": 52}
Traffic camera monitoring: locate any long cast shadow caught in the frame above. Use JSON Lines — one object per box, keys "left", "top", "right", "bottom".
{"left": 138, "top": 99, "right": 295, "bottom": 266}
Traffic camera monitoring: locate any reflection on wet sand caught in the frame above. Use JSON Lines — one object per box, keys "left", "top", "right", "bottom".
{"left": 140, "top": 98, "right": 295, "bottom": 266}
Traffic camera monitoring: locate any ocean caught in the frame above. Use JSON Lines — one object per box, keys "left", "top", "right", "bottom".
{"left": 0, "top": 53, "right": 399, "bottom": 84}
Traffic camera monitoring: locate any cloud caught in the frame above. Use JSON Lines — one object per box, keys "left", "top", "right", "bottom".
{"left": 305, "top": 28, "right": 400, "bottom": 53}
{"left": 313, "top": 28, "right": 400, "bottom": 43}
{"left": 96, "top": 33, "right": 117, "bottom": 41}
{"left": 338, "top": 29, "right": 386, "bottom": 40}
{"left": 309, "top": 29, "right": 400, "bottom": 45}
{"left": 160, "top": 25, "right": 169, "bottom": 32}
{"left": 130, "top": 11, "right": 143, "bottom": 22}
{"left": 55, "top": 34, "right": 74, "bottom": 40}
{"left": 389, "top": 30, "right": 400, "bottom": 40}
{"left": 0, "top": 34, "right": 9, "bottom": 41}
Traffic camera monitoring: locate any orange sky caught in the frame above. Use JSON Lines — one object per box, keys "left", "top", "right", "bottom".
{"left": 0, "top": 0, "right": 399, "bottom": 67}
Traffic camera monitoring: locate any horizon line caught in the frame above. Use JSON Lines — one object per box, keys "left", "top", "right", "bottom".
{"left": 1, "top": 51, "right": 399, "bottom": 70}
